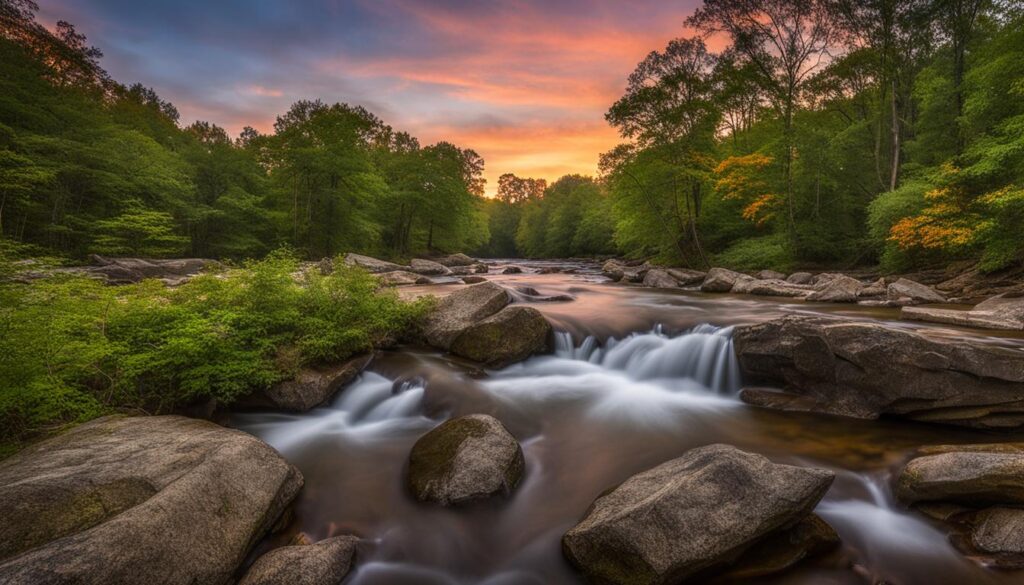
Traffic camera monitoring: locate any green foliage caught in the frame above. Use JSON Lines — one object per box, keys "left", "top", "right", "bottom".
{"left": 714, "top": 234, "right": 792, "bottom": 272}
{"left": 92, "top": 205, "right": 189, "bottom": 257}
{"left": 0, "top": 252, "right": 431, "bottom": 451}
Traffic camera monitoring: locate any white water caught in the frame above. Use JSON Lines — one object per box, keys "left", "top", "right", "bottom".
{"left": 235, "top": 322, "right": 1007, "bottom": 585}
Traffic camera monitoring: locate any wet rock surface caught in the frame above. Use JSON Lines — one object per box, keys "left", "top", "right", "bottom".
{"left": 562, "top": 444, "right": 835, "bottom": 585}
{"left": 239, "top": 535, "right": 359, "bottom": 585}
{"left": 238, "top": 354, "right": 373, "bottom": 412}
{"left": 733, "top": 315, "right": 1024, "bottom": 428}
{"left": 0, "top": 415, "right": 302, "bottom": 585}
{"left": 407, "top": 414, "right": 524, "bottom": 505}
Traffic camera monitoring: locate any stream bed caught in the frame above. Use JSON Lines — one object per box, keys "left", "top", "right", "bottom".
{"left": 234, "top": 260, "right": 1024, "bottom": 585}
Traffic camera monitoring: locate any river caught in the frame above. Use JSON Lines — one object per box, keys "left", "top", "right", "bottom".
{"left": 233, "top": 260, "right": 1024, "bottom": 585}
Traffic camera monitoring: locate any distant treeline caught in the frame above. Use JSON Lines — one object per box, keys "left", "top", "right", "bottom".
{"left": 482, "top": 0, "right": 1024, "bottom": 272}
{"left": 0, "top": 0, "right": 488, "bottom": 261}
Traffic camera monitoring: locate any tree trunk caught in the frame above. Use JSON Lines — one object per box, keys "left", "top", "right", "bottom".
{"left": 889, "top": 78, "right": 901, "bottom": 191}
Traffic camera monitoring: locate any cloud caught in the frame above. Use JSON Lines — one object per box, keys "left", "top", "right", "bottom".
{"left": 38, "top": 0, "right": 705, "bottom": 195}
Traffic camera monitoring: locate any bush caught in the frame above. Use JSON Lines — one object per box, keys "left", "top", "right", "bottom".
{"left": 0, "top": 251, "right": 431, "bottom": 454}
{"left": 714, "top": 234, "right": 792, "bottom": 271}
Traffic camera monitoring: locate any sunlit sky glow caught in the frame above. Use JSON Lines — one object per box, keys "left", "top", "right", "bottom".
{"left": 40, "top": 0, "right": 705, "bottom": 196}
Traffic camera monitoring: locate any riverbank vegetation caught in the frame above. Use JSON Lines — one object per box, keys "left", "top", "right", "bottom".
{"left": 480, "top": 0, "right": 1024, "bottom": 273}
{"left": 0, "top": 251, "right": 430, "bottom": 456}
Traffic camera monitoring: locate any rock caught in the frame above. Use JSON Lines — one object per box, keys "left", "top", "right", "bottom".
{"left": 0, "top": 416, "right": 302, "bottom": 584}
{"left": 701, "top": 267, "right": 753, "bottom": 293}
{"left": 432, "top": 253, "right": 476, "bottom": 267}
{"left": 445, "top": 265, "right": 474, "bottom": 276}
{"left": 84, "top": 256, "right": 220, "bottom": 284}
{"left": 537, "top": 266, "right": 561, "bottom": 274}
{"left": 859, "top": 278, "right": 887, "bottom": 298}
{"left": 746, "top": 279, "right": 812, "bottom": 298}
{"left": 896, "top": 446, "right": 1024, "bottom": 506}
{"left": 642, "top": 269, "right": 679, "bottom": 289}
{"left": 666, "top": 268, "right": 706, "bottom": 285}
{"left": 722, "top": 514, "right": 840, "bottom": 580}
{"left": 786, "top": 272, "right": 814, "bottom": 285}
{"left": 805, "top": 274, "right": 864, "bottom": 302}
{"left": 410, "top": 258, "right": 452, "bottom": 276}
{"left": 239, "top": 354, "right": 372, "bottom": 412}
{"left": 462, "top": 276, "right": 487, "bottom": 284}
{"left": 407, "top": 414, "right": 524, "bottom": 505}
{"left": 902, "top": 292, "right": 1024, "bottom": 331}
{"left": 562, "top": 444, "right": 834, "bottom": 585}
{"left": 423, "top": 282, "right": 511, "bottom": 350}
{"left": 602, "top": 259, "right": 649, "bottom": 283}
{"left": 449, "top": 306, "right": 551, "bottom": 367}
{"left": 239, "top": 535, "right": 359, "bottom": 585}
{"left": 512, "top": 286, "right": 575, "bottom": 302}
{"left": 377, "top": 271, "right": 433, "bottom": 286}
{"left": 888, "top": 278, "right": 946, "bottom": 304}
{"left": 757, "top": 270, "right": 787, "bottom": 281}
{"left": 473, "top": 263, "right": 490, "bottom": 274}
{"left": 970, "top": 508, "right": 1024, "bottom": 559}
{"left": 502, "top": 266, "right": 523, "bottom": 274}
{"left": 343, "top": 253, "right": 404, "bottom": 274}
{"left": 732, "top": 315, "right": 1024, "bottom": 428}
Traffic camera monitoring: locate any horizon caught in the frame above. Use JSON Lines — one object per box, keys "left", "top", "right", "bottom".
{"left": 38, "top": 0, "right": 705, "bottom": 196}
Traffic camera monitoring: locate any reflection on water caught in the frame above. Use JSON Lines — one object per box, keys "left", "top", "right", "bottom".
{"left": 234, "top": 262, "right": 1024, "bottom": 585}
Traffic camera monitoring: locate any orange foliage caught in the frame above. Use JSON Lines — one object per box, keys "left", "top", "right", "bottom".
{"left": 714, "top": 153, "right": 778, "bottom": 226}
{"left": 888, "top": 164, "right": 980, "bottom": 251}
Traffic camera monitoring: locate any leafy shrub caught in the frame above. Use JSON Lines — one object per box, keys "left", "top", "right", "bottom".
{"left": 714, "top": 233, "right": 791, "bottom": 271}
{"left": 0, "top": 251, "right": 431, "bottom": 454}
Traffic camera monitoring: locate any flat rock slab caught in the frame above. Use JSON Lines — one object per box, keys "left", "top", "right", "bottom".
{"left": 407, "top": 414, "right": 524, "bottom": 505}
{"left": 733, "top": 315, "right": 1024, "bottom": 429}
{"left": 897, "top": 446, "right": 1024, "bottom": 506}
{"left": 423, "top": 282, "right": 511, "bottom": 350}
{"left": 562, "top": 444, "right": 834, "bottom": 585}
{"left": 0, "top": 415, "right": 302, "bottom": 585}
{"left": 239, "top": 535, "right": 359, "bottom": 585}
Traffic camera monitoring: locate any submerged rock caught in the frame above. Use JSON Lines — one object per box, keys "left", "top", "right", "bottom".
{"left": 888, "top": 278, "right": 946, "bottom": 304}
{"left": 462, "top": 275, "right": 487, "bottom": 284}
{"left": 239, "top": 354, "right": 372, "bottom": 412}
{"left": 343, "top": 253, "right": 405, "bottom": 273}
{"left": 722, "top": 514, "right": 840, "bottom": 580}
{"left": 0, "top": 416, "right": 302, "bottom": 585}
{"left": 733, "top": 315, "right": 1024, "bottom": 428}
{"left": 642, "top": 269, "right": 679, "bottom": 289}
{"left": 449, "top": 306, "right": 551, "bottom": 367}
{"left": 562, "top": 444, "right": 834, "bottom": 585}
{"left": 239, "top": 535, "right": 359, "bottom": 585}
{"left": 407, "top": 414, "right": 524, "bottom": 505}
{"left": 701, "top": 267, "right": 752, "bottom": 293}
{"left": 410, "top": 258, "right": 451, "bottom": 276}
{"left": 502, "top": 266, "right": 524, "bottom": 274}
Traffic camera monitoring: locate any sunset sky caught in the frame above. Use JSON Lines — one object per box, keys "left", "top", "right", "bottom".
{"left": 39, "top": 0, "right": 703, "bottom": 196}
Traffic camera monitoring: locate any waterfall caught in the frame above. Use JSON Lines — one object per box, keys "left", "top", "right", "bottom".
{"left": 552, "top": 325, "right": 741, "bottom": 394}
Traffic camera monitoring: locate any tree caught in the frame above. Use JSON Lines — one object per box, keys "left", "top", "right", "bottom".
{"left": 688, "top": 0, "right": 843, "bottom": 246}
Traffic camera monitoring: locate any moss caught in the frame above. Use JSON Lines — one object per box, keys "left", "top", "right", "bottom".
{"left": 407, "top": 417, "right": 491, "bottom": 499}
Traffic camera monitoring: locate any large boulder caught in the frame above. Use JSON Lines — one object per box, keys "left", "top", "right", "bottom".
{"left": 409, "top": 259, "right": 451, "bottom": 276}
{"left": 888, "top": 278, "right": 946, "bottom": 304}
{"left": 343, "top": 253, "right": 404, "bottom": 274}
{"left": 432, "top": 253, "right": 476, "bottom": 267}
{"left": 701, "top": 267, "right": 752, "bottom": 293}
{"left": 377, "top": 271, "right": 432, "bottom": 286}
{"left": 562, "top": 444, "right": 834, "bottom": 585}
{"left": 666, "top": 268, "right": 706, "bottom": 285}
{"left": 238, "top": 354, "right": 373, "bottom": 412}
{"left": 733, "top": 315, "right": 1024, "bottom": 428}
{"left": 805, "top": 274, "right": 864, "bottom": 302}
{"left": 642, "top": 269, "right": 679, "bottom": 289}
{"left": 407, "top": 414, "right": 524, "bottom": 505}
{"left": 896, "top": 445, "right": 1024, "bottom": 506}
{"left": 602, "top": 259, "right": 649, "bottom": 283}
{"left": 0, "top": 416, "right": 302, "bottom": 585}
{"left": 746, "top": 279, "right": 812, "bottom": 298}
{"left": 449, "top": 306, "right": 551, "bottom": 367}
{"left": 423, "top": 282, "right": 511, "bottom": 350}
{"left": 239, "top": 535, "right": 359, "bottom": 585}
{"left": 902, "top": 292, "right": 1024, "bottom": 331}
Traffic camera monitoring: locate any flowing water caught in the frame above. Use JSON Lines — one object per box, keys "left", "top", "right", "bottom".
{"left": 234, "top": 260, "right": 1024, "bottom": 585}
